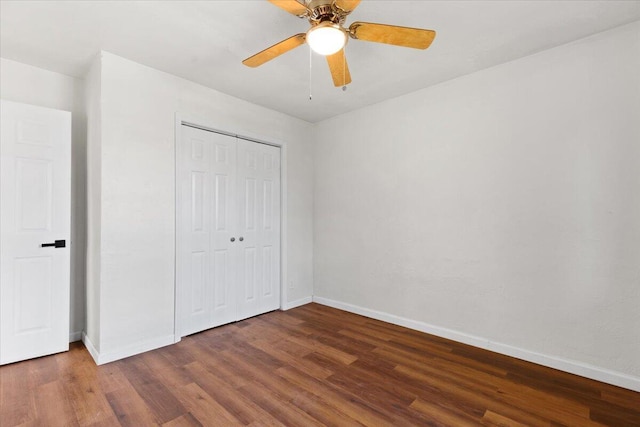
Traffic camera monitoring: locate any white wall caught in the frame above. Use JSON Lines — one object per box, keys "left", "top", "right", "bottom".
{"left": 85, "top": 52, "right": 314, "bottom": 362}
{"left": 0, "top": 58, "right": 87, "bottom": 341}
{"left": 84, "top": 55, "right": 102, "bottom": 350}
{"left": 313, "top": 22, "right": 640, "bottom": 390}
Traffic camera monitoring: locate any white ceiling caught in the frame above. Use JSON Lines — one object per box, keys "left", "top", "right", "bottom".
{"left": 1, "top": 1, "right": 639, "bottom": 122}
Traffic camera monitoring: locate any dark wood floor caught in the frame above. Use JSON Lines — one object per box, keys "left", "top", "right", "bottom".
{"left": 1, "top": 303, "right": 639, "bottom": 426}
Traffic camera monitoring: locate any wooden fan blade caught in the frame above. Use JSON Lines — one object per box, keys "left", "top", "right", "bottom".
{"left": 334, "top": 0, "right": 361, "bottom": 13}
{"left": 243, "top": 34, "right": 306, "bottom": 68}
{"left": 269, "top": 0, "right": 308, "bottom": 16}
{"left": 349, "top": 22, "right": 436, "bottom": 49}
{"left": 326, "top": 48, "right": 352, "bottom": 87}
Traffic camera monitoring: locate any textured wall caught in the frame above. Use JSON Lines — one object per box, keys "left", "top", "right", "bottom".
{"left": 313, "top": 22, "right": 640, "bottom": 384}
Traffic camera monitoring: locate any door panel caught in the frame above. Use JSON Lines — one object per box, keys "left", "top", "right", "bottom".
{"left": 16, "top": 158, "right": 53, "bottom": 230}
{"left": 244, "top": 247, "right": 257, "bottom": 301}
{"left": 15, "top": 257, "right": 53, "bottom": 333}
{"left": 178, "top": 126, "right": 237, "bottom": 335}
{"left": 191, "top": 171, "right": 206, "bottom": 232}
{"left": 209, "top": 134, "right": 237, "bottom": 328}
{"left": 236, "top": 139, "right": 281, "bottom": 320}
{"left": 214, "top": 174, "right": 229, "bottom": 231}
{"left": 263, "top": 245, "right": 274, "bottom": 297}
{"left": 263, "top": 180, "right": 274, "bottom": 230}
{"left": 190, "top": 251, "right": 206, "bottom": 314}
{"left": 0, "top": 100, "right": 71, "bottom": 365}
{"left": 213, "top": 249, "right": 229, "bottom": 308}
{"left": 178, "top": 128, "right": 212, "bottom": 336}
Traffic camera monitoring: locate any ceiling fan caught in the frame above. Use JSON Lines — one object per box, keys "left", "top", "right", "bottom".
{"left": 242, "top": 0, "right": 436, "bottom": 87}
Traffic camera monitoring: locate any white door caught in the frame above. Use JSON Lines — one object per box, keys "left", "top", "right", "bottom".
{"left": 177, "top": 125, "right": 281, "bottom": 337}
{"left": 0, "top": 100, "right": 71, "bottom": 365}
{"left": 236, "top": 139, "right": 281, "bottom": 320}
{"left": 178, "top": 126, "right": 237, "bottom": 336}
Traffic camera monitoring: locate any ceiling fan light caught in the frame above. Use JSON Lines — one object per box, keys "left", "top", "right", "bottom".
{"left": 306, "top": 23, "right": 347, "bottom": 56}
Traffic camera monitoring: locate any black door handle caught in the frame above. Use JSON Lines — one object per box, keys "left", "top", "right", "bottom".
{"left": 42, "top": 240, "right": 66, "bottom": 248}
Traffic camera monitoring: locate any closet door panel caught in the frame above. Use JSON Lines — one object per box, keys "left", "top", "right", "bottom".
{"left": 179, "top": 126, "right": 237, "bottom": 335}
{"left": 179, "top": 127, "right": 213, "bottom": 336}
{"left": 236, "top": 142, "right": 260, "bottom": 320}
{"left": 259, "top": 145, "right": 281, "bottom": 312}
{"left": 209, "top": 134, "right": 237, "bottom": 327}
{"left": 236, "top": 140, "right": 280, "bottom": 320}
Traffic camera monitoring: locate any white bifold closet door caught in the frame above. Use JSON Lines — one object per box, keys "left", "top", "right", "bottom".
{"left": 178, "top": 125, "right": 280, "bottom": 337}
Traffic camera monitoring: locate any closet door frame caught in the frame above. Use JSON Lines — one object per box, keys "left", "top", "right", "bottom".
{"left": 173, "top": 114, "right": 288, "bottom": 341}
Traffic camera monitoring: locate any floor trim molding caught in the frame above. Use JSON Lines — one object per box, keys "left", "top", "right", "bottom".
{"left": 82, "top": 332, "right": 175, "bottom": 365}
{"left": 82, "top": 332, "right": 100, "bottom": 364}
{"left": 282, "top": 296, "right": 313, "bottom": 311}
{"left": 312, "top": 296, "right": 640, "bottom": 392}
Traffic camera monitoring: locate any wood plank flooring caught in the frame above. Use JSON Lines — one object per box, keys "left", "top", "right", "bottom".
{"left": 1, "top": 303, "right": 639, "bottom": 426}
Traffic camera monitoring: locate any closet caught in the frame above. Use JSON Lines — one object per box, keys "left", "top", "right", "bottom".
{"left": 177, "top": 125, "right": 281, "bottom": 337}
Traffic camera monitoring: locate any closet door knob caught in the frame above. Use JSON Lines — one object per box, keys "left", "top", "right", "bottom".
{"left": 230, "top": 237, "right": 236, "bottom": 242}
{"left": 239, "top": 237, "right": 244, "bottom": 242}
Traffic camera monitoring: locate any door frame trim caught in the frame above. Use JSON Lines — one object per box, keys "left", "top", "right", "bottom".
{"left": 173, "top": 113, "right": 288, "bottom": 342}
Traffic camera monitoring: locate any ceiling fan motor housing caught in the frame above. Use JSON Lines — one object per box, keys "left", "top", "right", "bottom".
{"left": 307, "top": 0, "right": 348, "bottom": 26}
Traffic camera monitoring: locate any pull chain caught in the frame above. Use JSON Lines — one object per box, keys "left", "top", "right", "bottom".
{"left": 342, "top": 45, "right": 347, "bottom": 91}
{"left": 309, "top": 46, "right": 313, "bottom": 101}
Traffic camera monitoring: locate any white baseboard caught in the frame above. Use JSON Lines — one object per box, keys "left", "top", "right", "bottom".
{"left": 82, "top": 332, "right": 175, "bottom": 365}
{"left": 312, "top": 296, "right": 640, "bottom": 393}
{"left": 82, "top": 332, "right": 100, "bottom": 363}
{"left": 69, "top": 331, "right": 82, "bottom": 343}
{"left": 282, "top": 296, "right": 313, "bottom": 311}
